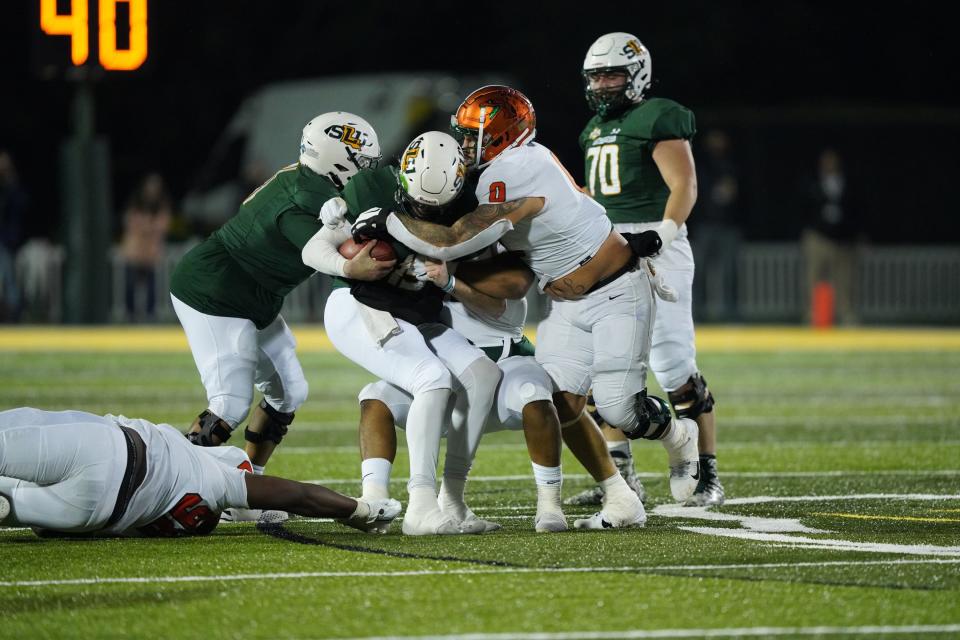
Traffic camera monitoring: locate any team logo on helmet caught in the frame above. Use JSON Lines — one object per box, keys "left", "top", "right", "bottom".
{"left": 402, "top": 137, "right": 422, "bottom": 174}
{"left": 324, "top": 124, "right": 368, "bottom": 151}
{"left": 622, "top": 39, "right": 645, "bottom": 60}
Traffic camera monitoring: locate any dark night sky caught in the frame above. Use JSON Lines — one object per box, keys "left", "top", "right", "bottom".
{"left": 2, "top": 1, "right": 958, "bottom": 243}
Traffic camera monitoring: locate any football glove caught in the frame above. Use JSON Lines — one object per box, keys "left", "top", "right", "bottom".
{"left": 319, "top": 197, "right": 348, "bottom": 229}
{"left": 621, "top": 230, "right": 662, "bottom": 259}
{"left": 351, "top": 207, "right": 392, "bottom": 242}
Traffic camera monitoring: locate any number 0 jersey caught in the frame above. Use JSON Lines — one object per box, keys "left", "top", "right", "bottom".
{"left": 477, "top": 142, "right": 612, "bottom": 287}
{"left": 579, "top": 98, "right": 696, "bottom": 224}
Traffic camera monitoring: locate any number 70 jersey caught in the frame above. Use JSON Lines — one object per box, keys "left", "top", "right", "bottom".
{"left": 579, "top": 97, "right": 696, "bottom": 225}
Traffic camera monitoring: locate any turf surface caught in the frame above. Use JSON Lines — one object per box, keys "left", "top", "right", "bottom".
{"left": 1, "top": 327, "right": 958, "bottom": 639}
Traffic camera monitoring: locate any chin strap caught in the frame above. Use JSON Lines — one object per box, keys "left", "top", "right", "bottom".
{"left": 475, "top": 106, "right": 487, "bottom": 169}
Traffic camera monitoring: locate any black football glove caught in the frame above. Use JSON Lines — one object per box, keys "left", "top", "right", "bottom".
{"left": 621, "top": 230, "right": 662, "bottom": 258}
{"left": 351, "top": 207, "right": 393, "bottom": 242}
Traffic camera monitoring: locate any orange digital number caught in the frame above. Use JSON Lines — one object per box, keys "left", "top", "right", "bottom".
{"left": 40, "top": 0, "right": 89, "bottom": 66}
{"left": 99, "top": 0, "right": 148, "bottom": 71}
{"left": 39, "top": 0, "right": 148, "bottom": 71}
{"left": 489, "top": 181, "right": 507, "bottom": 203}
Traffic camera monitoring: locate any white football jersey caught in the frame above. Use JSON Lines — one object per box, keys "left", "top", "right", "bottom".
{"left": 104, "top": 416, "right": 250, "bottom": 536}
{"left": 476, "top": 142, "right": 612, "bottom": 289}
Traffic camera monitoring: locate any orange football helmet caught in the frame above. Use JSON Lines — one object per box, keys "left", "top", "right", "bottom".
{"left": 451, "top": 85, "right": 536, "bottom": 168}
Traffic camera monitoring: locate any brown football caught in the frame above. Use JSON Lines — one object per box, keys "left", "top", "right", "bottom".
{"left": 338, "top": 237, "right": 397, "bottom": 261}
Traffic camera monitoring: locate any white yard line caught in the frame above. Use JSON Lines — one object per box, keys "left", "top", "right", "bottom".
{"left": 337, "top": 624, "right": 960, "bottom": 640}
{"left": 2, "top": 558, "right": 959, "bottom": 589}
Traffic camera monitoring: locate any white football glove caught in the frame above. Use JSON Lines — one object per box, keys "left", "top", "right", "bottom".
{"left": 319, "top": 197, "right": 348, "bottom": 229}
{"left": 641, "top": 258, "right": 679, "bottom": 302}
{"left": 411, "top": 255, "right": 431, "bottom": 281}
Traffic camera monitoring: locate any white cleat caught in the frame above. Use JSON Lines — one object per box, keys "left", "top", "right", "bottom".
{"left": 667, "top": 418, "right": 700, "bottom": 502}
{"left": 341, "top": 498, "right": 402, "bottom": 533}
{"left": 220, "top": 507, "right": 264, "bottom": 523}
{"left": 573, "top": 508, "right": 646, "bottom": 530}
{"left": 256, "top": 510, "right": 290, "bottom": 526}
{"left": 534, "top": 510, "right": 568, "bottom": 533}
{"left": 402, "top": 507, "right": 483, "bottom": 536}
{"left": 0, "top": 494, "right": 10, "bottom": 524}
{"left": 439, "top": 502, "right": 502, "bottom": 533}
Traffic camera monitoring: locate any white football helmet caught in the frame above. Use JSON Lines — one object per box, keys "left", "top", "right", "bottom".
{"left": 299, "top": 112, "right": 381, "bottom": 189}
{"left": 582, "top": 32, "right": 652, "bottom": 116}
{"left": 396, "top": 131, "right": 466, "bottom": 218}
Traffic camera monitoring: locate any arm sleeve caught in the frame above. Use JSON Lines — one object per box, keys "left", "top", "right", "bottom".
{"left": 386, "top": 213, "right": 513, "bottom": 262}
{"left": 301, "top": 225, "right": 351, "bottom": 276}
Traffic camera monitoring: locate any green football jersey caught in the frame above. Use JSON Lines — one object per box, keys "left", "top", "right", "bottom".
{"left": 170, "top": 163, "right": 337, "bottom": 329}
{"left": 336, "top": 166, "right": 478, "bottom": 325}
{"left": 579, "top": 98, "right": 696, "bottom": 224}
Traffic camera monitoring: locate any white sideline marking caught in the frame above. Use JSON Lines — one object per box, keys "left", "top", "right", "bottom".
{"left": 302, "top": 470, "right": 960, "bottom": 485}
{"left": 339, "top": 624, "right": 960, "bottom": 640}
{"left": 3, "top": 558, "right": 959, "bottom": 588}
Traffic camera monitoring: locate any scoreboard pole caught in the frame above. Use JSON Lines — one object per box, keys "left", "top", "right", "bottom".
{"left": 61, "top": 76, "right": 112, "bottom": 324}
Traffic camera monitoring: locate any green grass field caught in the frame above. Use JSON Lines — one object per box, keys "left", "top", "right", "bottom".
{"left": 1, "top": 327, "right": 959, "bottom": 639}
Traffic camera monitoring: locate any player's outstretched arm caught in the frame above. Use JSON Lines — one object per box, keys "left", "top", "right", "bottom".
{"left": 383, "top": 198, "right": 544, "bottom": 261}
{"left": 245, "top": 474, "right": 357, "bottom": 518}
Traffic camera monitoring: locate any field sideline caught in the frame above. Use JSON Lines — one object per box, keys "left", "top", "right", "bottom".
{"left": 1, "top": 326, "right": 959, "bottom": 639}
{"left": 2, "top": 325, "right": 960, "bottom": 352}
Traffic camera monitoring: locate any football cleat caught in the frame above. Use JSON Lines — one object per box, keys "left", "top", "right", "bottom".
{"left": 685, "top": 456, "right": 725, "bottom": 507}
{"left": 534, "top": 510, "right": 568, "bottom": 533}
{"left": 0, "top": 493, "right": 10, "bottom": 524}
{"left": 342, "top": 498, "right": 402, "bottom": 533}
{"left": 220, "top": 507, "right": 264, "bottom": 523}
{"left": 573, "top": 504, "right": 646, "bottom": 530}
{"left": 402, "top": 507, "right": 484, "bottom": 536}
{"left": 564, "top": 485, "right": 604, "bottom": 506}
{"left": 255, "top": 510, "right": 290, "bottom": 526}
{"left": 563, "top": 466, "right": 647, "bottom": 506}
{"left": 667, "top": 419, "right": 700, "bottom": 501}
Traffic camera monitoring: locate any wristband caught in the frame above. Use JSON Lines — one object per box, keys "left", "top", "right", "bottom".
{"left": 656, "top": 219, "right": 679, "bottom": 253}
{"left": 441, "top": 275, "right": 457, "bottom": 293}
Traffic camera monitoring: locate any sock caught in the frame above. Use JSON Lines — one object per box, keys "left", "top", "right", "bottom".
{"left": 405, "top": 388, "right": 450, "bottom": 491}
{"left": 532, "top": 462, "right": 562, "bottom": 514}
{"left": 607, "top": 440, "right": 634, "bottom": 474}
{"left": 252, "top": 464, "right": 265, "bottom": 475}
{"left": 658, "top": 419, "right": 689, "bottom": 462}
{"left": 407, "top": 485, "right": 439, "bottom": 516}
{"left": 361, "top": 458, "right": 392, "bottom": 500}
{"left": 439, "top": 476, "right": 468, "bottom": 520}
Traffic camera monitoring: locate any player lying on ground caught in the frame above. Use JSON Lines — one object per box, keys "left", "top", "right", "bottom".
{"left": 0, "top": 408, "right": 399, "bottom": 537}
{"left": 351, "top": 86, "right": 700, "bottom": 502}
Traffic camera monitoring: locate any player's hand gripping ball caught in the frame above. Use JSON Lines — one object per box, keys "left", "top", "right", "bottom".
{"left": 338, "top": 237, "right": 397, "bottom": 261}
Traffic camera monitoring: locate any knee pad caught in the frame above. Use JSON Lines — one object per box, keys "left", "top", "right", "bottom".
{"left": 244, "top": 399, "right": 294, "bottom": 445}
{"left": 668, "top": 373, "right": 715, "bottom": 420}
{"left": 208, "top": 393, "right": 253, "bottom": 428}
{"left": 186, "top": 410, "right": 233, "bottom": 446}
{"left": 631, "top": 392, "right": 674, "bottom": 440}
{"left": 282, "top": 377, "right": 309, "bottom": 413}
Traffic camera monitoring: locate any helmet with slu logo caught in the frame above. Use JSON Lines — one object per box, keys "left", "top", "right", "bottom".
{"left": 396, "top": 131, "right": 466, "bottom": 219}
{"left": 582, "top": 33, "right": 652, "bottom": 116}
{"left": 450, "top": 85, "right": 536, "bottom": 169}
{"left": 299, "top": 112, "right": 381, "bottom": 189}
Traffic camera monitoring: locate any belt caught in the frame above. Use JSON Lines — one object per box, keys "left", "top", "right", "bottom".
{"left": 585, "top": 259, "right": 637, "bottom": 295}
{"left": 105, "top": 425, "right": 148, "bottom": 529}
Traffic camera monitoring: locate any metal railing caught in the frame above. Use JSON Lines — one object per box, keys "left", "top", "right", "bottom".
{"left": 10, "top": 241, "right": 960, "bottom": 325}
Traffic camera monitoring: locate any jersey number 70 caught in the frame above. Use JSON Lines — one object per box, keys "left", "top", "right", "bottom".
{"left": 585, "top": 144, "right": 621, "bottom": 196}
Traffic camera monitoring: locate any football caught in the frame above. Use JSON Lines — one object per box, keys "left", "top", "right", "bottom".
{"left": 338, "top": 237, "right": 397, "bottom": 261}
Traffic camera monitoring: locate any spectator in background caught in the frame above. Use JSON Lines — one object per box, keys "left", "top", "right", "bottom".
{"left": 802, "top": 148, "right": 859, "bottom": 325}
{"left": 691, "top": 130, "right": 741, "bottom": 321}
{"left": 0, "top": 151, "right": 28, "bottom": 321}
{"left": 120, "top": 172, "right": 172, "bottom": 322}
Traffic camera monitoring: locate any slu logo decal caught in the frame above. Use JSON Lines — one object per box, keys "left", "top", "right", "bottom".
{"left": 401, "top": 137, "right": 423, "bottom": 174}
{"left": 588, "top": 127, "right": 602, "bottom": 140}
{"left": 325, "top": 124, "right": 368, "bottom": 151}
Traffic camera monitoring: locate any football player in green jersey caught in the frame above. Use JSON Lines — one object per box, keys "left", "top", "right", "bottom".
{"left": 169, "top": 112, "right": 382, "bottom": 501}
{"left": 571, "top": 32, "right": 724, "bottom": 507}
